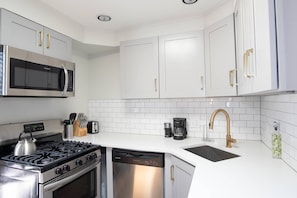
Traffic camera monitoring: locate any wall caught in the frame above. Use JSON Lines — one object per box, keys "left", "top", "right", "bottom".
{"left": 0, "top": 0, "right": 84, "bottom": 43}
{"left": 261, "top": 93, "right": 297, "bottom": 171}
{"left": 89, "top": 96, "right": 261, "bottom": 140}
{"left": 0, "top": 49, "right": 89, "bottom": 125}
{"left": 88, "top": 52, "right": 121, "bottom": 99}
{"left": 0, "top": 0, "right": 234, "bottom": 46}
{"left": 204, "top": 0, "right": 235, "bottom": 27}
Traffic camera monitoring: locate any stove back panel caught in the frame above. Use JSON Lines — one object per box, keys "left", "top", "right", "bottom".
{"left": 0, "top": 119, "right": 63, "bottom": 143}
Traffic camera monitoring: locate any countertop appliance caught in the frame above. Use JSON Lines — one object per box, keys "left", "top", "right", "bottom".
{"left": 112, "top": 148, "right": 164, "bottom": 198}
{"left": 0, "top": 45, "right": 75, "bottom": 97}
{"left": 87, "top": 121, "right": 99, "bottom": 134}
{"left": 0, "top": 122, "right": 101, "bottom": 198}
{"left": 173, "top": 118, "right": 187, "bottom": 140}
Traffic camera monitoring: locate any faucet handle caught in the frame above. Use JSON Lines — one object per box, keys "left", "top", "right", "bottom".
{"left": 226, "top": 135, "right": 236, "bottom": 148}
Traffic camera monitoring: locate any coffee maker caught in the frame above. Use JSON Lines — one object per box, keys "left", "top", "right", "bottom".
{"left": 173, "top": 118, "right": 187, "bottom": 140}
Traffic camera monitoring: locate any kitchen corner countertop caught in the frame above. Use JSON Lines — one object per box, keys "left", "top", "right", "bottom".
{"left": 73, "top": 133, "right": 297, "bottom": 198}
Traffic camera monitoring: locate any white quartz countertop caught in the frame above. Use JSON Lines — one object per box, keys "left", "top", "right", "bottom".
{"left": 73, "top": 132, "right": 297, "bottom": 198}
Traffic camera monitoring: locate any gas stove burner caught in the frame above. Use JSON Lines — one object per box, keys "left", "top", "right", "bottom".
{"left": 38, "top": 141, "right": 93, "bottom": 155}
{"left": 1, "top": 151, "right": 67, "bottom": 167}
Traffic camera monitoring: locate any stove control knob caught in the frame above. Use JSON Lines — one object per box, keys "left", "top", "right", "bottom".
{"left": 87, "top": 153, "right": 97, "bottom": 161}
{"left": 63, "top": 165, "right": 70, "bottom": 172}
{"left": 55, "top": 168, "right": 62, "bottom": 175}
{"left": 86, "top": 155, "right": 92, "bottom": 161}
{"left": 91, "top": 153, "right": 98, "bottom": 159}
{"left": 76, "top": 159, "right": 83, "bottom": 166}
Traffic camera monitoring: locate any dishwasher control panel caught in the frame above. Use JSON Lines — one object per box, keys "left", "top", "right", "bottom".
{"left": 112, "top": 148, "right": 164, "bottom": 167}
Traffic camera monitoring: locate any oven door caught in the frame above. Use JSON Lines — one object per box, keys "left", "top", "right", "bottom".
{"left": 40, "top": 161, "right": 100, "bottom": 198}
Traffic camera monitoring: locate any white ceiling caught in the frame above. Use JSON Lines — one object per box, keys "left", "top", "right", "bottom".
{"left": 40, "top": 0, "right": 229, "bottom": 32}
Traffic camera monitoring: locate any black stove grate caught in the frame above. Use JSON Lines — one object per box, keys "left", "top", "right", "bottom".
{"left": 0, "top": 134, "right": 100, "bottom": 172}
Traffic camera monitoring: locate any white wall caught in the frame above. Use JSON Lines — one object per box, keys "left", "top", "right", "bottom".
{"left": 88, "top": 52, "right": 121, "bottom": 99}
{"left": 204, "top": 0, "right": 235, "bottom": 27}
{"left": 0, "top": 0, "right": 84, "bottom": 43}
{"left": 116, "top": 16, "right": 205, "bottom": 43}
{"left": 0, "top": 50, "right": 89, "bottom": 125}
{"left": 261, "top": 93, "right": 297, "bottom": 172}
{"left": 0, "top": 0, "right": 234, "bottom": 46}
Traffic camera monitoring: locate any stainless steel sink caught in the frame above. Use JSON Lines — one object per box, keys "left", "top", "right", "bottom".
{"left": 185, "top": 145, "right": 239, "bottom": 162}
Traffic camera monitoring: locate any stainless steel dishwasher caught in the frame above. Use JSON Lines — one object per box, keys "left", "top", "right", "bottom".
{"left": 112, "top": 148, "right": 164, "bottom": 198}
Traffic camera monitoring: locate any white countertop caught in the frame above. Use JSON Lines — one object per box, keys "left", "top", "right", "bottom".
{"left": 73, "top": 132, "right": 297, "bottom": 198}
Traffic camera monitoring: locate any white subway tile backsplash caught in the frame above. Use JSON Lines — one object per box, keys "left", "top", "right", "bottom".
{"left": 89, "top": 97, "right": 261, "bottom": 142}
{"left": 261, "top": 93, "right": 297, "bottom": 172}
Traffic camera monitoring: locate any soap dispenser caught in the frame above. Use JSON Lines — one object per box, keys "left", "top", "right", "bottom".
{"left": 272, "top": 121, "right": 281, "bottom": 158}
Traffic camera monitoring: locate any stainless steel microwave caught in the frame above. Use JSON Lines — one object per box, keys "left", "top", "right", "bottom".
{"left": 0, "top": 45, "right": 75, "bottom": 97}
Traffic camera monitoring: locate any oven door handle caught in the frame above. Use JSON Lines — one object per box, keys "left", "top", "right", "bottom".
{"left": 44, "top": 161, "right": 99, "bottom": 192}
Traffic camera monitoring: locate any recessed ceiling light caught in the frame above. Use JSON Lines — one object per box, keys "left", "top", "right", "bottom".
{"left": 97, "top": 15, "right": 111, "bottom": 22}
{"left": 182, "top": 0, "right": 198, "bottom": 4}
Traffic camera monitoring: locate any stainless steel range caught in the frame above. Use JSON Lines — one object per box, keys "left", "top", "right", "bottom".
{"left": 0, "top": 121, "right": 101, "bottom": 198}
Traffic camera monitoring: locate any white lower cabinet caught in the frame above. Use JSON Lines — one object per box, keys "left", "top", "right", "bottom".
{"left": 165, "top": 154, "right": 195, "bottom": 198}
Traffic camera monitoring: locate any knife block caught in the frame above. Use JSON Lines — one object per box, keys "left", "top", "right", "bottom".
{"left": 73, "top": 120, "right": 87, "bottom": 137}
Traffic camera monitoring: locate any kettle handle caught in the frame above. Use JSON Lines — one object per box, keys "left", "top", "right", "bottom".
{"left": 18, "top": 131, "right": 34, "bottom": 141}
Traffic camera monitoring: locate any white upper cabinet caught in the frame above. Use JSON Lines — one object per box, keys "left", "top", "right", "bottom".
{"left": 235, "top": 0, "right": 297, "bottom": 95}
{"left": 120, "top": 37, "right": 159, "bottom": 99}
{"left": 235, "top": 0, "right": 277, "bottom": 95}
{"left": 0, "top": 9, "right": 43, "bottom": 54}
{"left": 0, "top": 9, "right": 72, "bottom": 61}
{"left": 159, "top": 32, "right": 205, "bottom": 98}
{"left": 204, "top": 14, "right": 237, "bottom": 97}
{"left": 43, "top": 27, "right": 72, "bottom": 61}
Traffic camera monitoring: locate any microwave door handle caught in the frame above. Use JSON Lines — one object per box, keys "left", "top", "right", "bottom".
{"left": 61, "top": 64, "right": 68, "bottom": 96}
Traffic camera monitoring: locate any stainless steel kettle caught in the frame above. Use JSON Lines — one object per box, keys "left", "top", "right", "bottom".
{"left": 14, "top": 132, "right": 36, "bottom": 156}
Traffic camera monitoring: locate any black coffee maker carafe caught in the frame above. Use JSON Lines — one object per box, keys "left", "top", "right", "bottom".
{"left": 173, "top": 118, "right": 187, "bottom": 140}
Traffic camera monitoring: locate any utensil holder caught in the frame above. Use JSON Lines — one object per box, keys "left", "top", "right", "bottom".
{"left": 64, "top": 124, "right": 73, "bottom": 139}
{"left": 73, "top": 120, "right": 87, "bottom": 137}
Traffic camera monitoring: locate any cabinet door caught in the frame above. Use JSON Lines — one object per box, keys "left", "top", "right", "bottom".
{"left": 159, "top": 32, "right": 205, "bottom": 98}
{"left": 120, "top": 37, "right": 159, "bottom": 99}
{"left": 171, "top": 156, "right": 195, "bottom": 198}
{"left": 0, "top": 9, "right": 43, "bottom": 54}
{"left": 235, "top": 0, "right": 277, "bottom": 95}
{"left": 235, "top": 0, "right": 254, "bottom": 95}
{"left": 252, "top": 0, "right": 277, "bottom": 93}
{"left": 204, "top": 15, "right": 237, "bottom": 97}
{"left": 165, "top": 155, "right": 194, "bottom": 198}
{"left": 43, "top": 27, "right": 72, "bottom": 61}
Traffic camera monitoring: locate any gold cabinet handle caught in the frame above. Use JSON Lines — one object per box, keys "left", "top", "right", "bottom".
{"left": 243, "top": 51, "right": 248, "bottom": 78}
{"left": 46, "top": 33, "right": 51, "bottom": 49}
{"left": 170, "top": 165, "right": 174, "bottom": 181}
{"left": 38, "top": 31, "right": 43, "bottom": 47}
{"left": 200, "top": 76, "right": 204, "bottom": 90}
{"left": 229, "top": 69, "right": 236, "bottom": 87}
{"left": 154, "top": 78, "right": 157, "bottom": 92}
{"left": 243, "top": 48, "right": 254, "bottom": 78}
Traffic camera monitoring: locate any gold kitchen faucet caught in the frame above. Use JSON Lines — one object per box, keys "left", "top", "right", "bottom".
{"left": 209, "top": 109, "right": 236, "bottom": 148}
